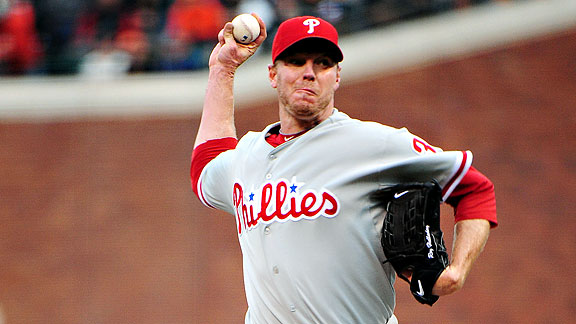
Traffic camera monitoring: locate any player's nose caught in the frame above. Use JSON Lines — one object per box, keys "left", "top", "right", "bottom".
{"left": 302, "top": 60, "right": 316, "bottom": 81}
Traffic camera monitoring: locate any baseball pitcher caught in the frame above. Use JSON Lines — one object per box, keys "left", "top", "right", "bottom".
{"left": 190, "top": 14, "right": 497, "bottom": 323}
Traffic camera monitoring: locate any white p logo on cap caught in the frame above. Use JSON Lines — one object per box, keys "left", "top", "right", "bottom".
{"left": 303, "top": 18, "right": 320, "bottom": 34}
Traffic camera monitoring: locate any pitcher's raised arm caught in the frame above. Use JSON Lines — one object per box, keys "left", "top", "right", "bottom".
{"left": 194, "top": 14, "right": 266, "bottom": 148}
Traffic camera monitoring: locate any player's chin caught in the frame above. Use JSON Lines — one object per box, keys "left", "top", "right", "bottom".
{"left": 290, "top": 98, "right": 319, "bottom": 112}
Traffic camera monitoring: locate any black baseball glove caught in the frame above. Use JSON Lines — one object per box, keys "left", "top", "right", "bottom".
{"left": 374, "top": 180, "right": 449, "bottom": 306}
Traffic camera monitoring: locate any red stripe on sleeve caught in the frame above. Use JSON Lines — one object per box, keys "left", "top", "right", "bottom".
{"left": 190, "top": 137, "right": 238, "bottom": 199}
{"left": 445, "top": 166, "right": 498, "bottom": 228}
{"left": 442, "top": 151, "right": 469, "bottom": 196}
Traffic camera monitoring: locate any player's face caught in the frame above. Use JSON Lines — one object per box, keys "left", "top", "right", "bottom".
{"left": 269, "top": 52, "right": 341, "bottom": 127}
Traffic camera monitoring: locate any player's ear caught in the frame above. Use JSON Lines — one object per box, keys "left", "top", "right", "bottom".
{"left": 333, "top": 64, "right": 341, "bottom": 91}
{"left": 268, "top": 64, "right": 278, "bottom": 88}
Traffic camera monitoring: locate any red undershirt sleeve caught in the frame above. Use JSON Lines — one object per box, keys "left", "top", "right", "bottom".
{"left": 445, "top": 166, "right": 498, "bottom": 228}
{"left": 190, "top": 137, "right": 238, "bottom": 198}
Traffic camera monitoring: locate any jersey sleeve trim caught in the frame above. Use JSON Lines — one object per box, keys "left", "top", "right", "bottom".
{"left": 197, "top": 174, "right": 216, "bottom": 209}
{"left": 190, "top": 137, "right": 238, "bottom": 208}
{"left": 442, "top": 150, "right": 473, "bottom": 201}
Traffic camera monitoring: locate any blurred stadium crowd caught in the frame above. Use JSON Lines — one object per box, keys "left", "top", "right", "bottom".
{"left": 0, "top": 0, "right": 492, "bottom": 77}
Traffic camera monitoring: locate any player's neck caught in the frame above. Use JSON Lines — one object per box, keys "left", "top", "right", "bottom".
{"left": 278, "top": 107, "right": 334, "bottom": 134}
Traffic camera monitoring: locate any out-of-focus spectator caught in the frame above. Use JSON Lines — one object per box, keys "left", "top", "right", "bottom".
{"left": 74, "top": 0, "right": 132, "bottom": 54}
{"left": 115, "top": 28, "right": 152, "bottom": 72}
{"left": 296, "top": 0, "right": 368, "bottom": 33}
{"left": 0, "top": 0, "right": 43, "bottom": 75}
{"left": 117, "top": 0, "right": 173, "bottom": 71}
{"left": 218, "top": 0, "right": 242, "bottom": 18}
{"left": 78, "top": 35, "right": 131, "bottom": 79}
{"left": 164, "top": 0, "right": 227, "bottom": 45}
{"left": 74, "top": 0, "right": 160, "bottom": 74}
{"left": 132, "top": 0, "right": 173, "bottom": 36}
{"left": 31, "top": 0, "right": 85, "bottom": 74}
{"left": 160, "top": 0, "right": 227, "bottom": 71}
{"left": 1, "top": 0, "right": 497, "bottom": 76}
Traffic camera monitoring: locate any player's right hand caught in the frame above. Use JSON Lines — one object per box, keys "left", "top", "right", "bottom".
{"left": 209, "top": 14, "right": 267, "bottom": 71}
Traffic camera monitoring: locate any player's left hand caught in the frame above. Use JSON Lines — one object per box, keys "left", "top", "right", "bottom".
{"left": 431, "top": 219, "right": 491, "bottom": 296}
{"left": 431, "top": 265, "right": 464, "bottom": 296}
{"left": 208, "top": 13, "right": 267, "bottom": 71}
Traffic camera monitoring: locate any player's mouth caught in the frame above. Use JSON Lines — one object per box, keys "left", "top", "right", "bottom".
{"left": 295, "top": 88, "right": 316, "bottom": 96}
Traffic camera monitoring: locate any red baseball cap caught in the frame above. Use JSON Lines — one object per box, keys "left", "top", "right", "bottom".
{"left": 271, "top": 16, "right": 343, "bottom": 63}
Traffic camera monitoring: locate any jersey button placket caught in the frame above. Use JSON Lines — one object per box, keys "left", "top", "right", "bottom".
{"left": 266, "top": 150, "right": 280, "bottom": 180}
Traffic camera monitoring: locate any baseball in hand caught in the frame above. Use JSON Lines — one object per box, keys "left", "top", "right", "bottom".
{"left": 231, "top": 14, "right": 260, "bottom": 44}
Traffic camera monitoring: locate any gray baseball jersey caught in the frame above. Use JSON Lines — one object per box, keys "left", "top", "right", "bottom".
{"left": 197, "top": 110, "right": 471, "bottom": 324}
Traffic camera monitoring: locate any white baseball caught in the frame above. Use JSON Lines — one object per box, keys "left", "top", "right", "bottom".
{"left": 231, "top": 14, "right": 260, "bottom": 44}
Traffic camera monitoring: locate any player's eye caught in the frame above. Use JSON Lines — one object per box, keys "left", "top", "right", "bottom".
{"left": 286, "top": 58, "right": 305, "bottom": 66}
{"left": 316, "top": 57, "right": 336, "bottom": 68}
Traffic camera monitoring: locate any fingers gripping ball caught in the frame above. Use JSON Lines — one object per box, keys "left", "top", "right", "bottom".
{"left": 232, "top": 14, "right": 260, "bottom": 44}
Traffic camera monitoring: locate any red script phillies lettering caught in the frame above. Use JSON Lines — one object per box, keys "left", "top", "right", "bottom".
{"left": 232, "top": 179, "right": 340, "bottom": 235}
